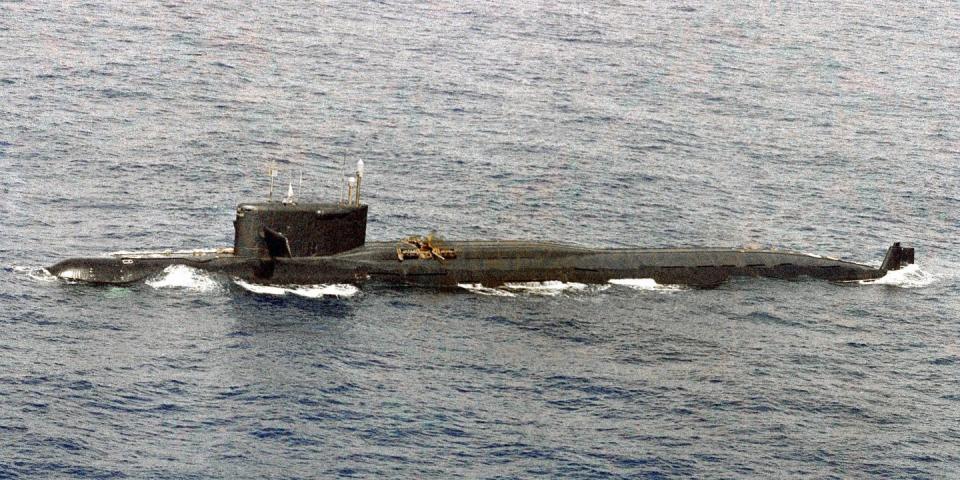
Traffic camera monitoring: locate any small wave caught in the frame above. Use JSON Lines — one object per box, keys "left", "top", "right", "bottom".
{"left": 10, "top": 266, "right": 57, "bottom": 283}
{"left": 235, "top": 281, "right": 288, "bottom": 295}
{"left": 502, "top": 281, "right": 588, "bottom": 296}
{"left": 291, "top": 284, "right": 360, "bottom": 298}
{"left": 459, "top": 281, "right": 601, "bottom": 297}
{"left": 458, "top": 283, "right": 517, "bottom": 297}
{"left": 233, "top": 279, "right": 358, "bottom": 298}
{"left": 857, "top": 264, "right": 936, "bottom": 288}
{"left": 608, "top": 278, "right": 684, "bottom": 292}
{"left": 145, "top": 265, "right": 220, "bottom": 293}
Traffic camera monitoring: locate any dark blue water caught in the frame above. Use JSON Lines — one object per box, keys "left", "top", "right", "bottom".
{"left": 2, "top": 1, "right": 959, "bottom": 478}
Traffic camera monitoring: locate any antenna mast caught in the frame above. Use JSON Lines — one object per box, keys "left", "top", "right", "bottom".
{"left": 355, "top": 158, "right": 364, "bottom": 206}
{"left": 267, "top": 160, "right": 278, "bottom": 201}
{"left": 339, "top": 157, "right": 347, "bottom": 206}
{"left": 347, "top": 176, "right": 356, "bottom": 206}
{"left": 282, "top": 168, "right": 296, "bottom": 205}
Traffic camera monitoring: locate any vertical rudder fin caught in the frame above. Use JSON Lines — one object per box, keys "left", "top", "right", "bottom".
{"left": 881, "top": 242, "right": 915, "bottom": 271}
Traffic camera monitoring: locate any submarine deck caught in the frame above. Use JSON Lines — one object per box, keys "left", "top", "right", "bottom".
{"left": 45, "top": 240, "right": 893, "bottom": 287}
{"left": 99, "top": 241, "right": 866, "bottom": 269}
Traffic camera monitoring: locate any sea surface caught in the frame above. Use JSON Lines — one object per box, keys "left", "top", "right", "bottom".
{"left": 1, "top": 1, "right": 959, "bottom": 478}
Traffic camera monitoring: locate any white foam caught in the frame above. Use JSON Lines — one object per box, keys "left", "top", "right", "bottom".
{"left": 287, "top": 284, "right": 359, "bottom": 298}
{"left": 608, "top": 278, "right": 684, "bottom": 292}
{"left": 459, "top": 282, "right": 610, "bottom": 297}
{"left": 145, "top": 265, "right": 220, "bottom": 293}
{"left": 857, "top": 264, "right": 936, "bottom": 289}
{"left": 501, "top": 281, "right": 588, "bottom": 296}
{"left": 457, "top": 283, "right": 517, "bottom": 297}
{"left": 11, "top": 266, "right": 57, "bottom": 283}
{"left": 233, "top": 279, "right": 358, "bottom": 298}
{"left": 233, "top": 280, "right": 288, "bottom": 295}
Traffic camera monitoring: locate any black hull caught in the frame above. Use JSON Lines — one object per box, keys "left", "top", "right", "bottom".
{"left": 48, "top": 241, "right": 911, "bottom": 288}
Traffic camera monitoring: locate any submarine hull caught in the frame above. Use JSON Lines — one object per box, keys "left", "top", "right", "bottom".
{"left": 48, "top": 241, "right": 910, "bottom": 288}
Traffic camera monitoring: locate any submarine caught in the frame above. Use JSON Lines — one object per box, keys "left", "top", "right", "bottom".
{"left": 49, "top": 160, "right": 915, "bottom": 289}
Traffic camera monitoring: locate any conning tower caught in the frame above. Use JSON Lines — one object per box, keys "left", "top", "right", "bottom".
{"left": 233, "top": 203, "right": 367, "bottom": 258}
{"left": 233, "top": 158, "right": 368, "bottom": 259}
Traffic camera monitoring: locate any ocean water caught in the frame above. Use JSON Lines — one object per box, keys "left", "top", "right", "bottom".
{"left": 1, "top": 1, "right": 959, "bottom": 478}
